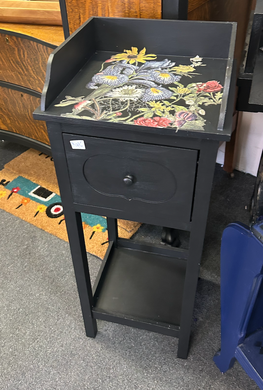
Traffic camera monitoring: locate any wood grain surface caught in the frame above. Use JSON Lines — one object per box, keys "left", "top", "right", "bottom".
{"left": 64, "top": 0, "right": 162, "bottom": 35}
{"left": 0, "top": 23, "right": 64, "bottom": 45}
{"left": 64, "top": 0, "right": 253, "bottom": 68}
{"left": 0, "top": 86, "right": 50, "bottom": 145}
{"left": 188, "top": 0, "right": 209, "bottom": 13}
{"left": 0, "top": 1, "right": 62, "bottom": 25}
{"left": 188, "top": 0, "right": 254, "bottom": 68}
{"left": 0, "top": 32, "right": 54, "bottom": 92}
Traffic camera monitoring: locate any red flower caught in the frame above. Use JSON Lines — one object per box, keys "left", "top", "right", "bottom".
{"left": 115, "top": 112, "right": 122, "bottom": 116}
{"left": 153, "top": 117, "right": 172, "bottom": 127}
{"left": 196, "top": 80, "right": 223, "bottom": 93}
{"left": 134, "top": 116, "right": 172, "bottom": 128}
{"left": 134, "top": 117, "right": 159, "bottom": 127}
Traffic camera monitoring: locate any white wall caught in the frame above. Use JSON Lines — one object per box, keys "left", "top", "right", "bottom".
{"left": 216, "top": 112, "right": 263, "bottom": 176}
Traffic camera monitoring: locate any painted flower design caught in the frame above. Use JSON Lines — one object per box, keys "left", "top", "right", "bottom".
{"left": 172, "top": 65, "right": 195, "bottom": 73}
{"left": 176, "top": 87, "right": 191, "bottom": 95}
{"left": 191, "top": 55, "right": 203, "bottom": 62}
{"left": 142, "top": 86, "right": 173, "bottom": 102}
{"left": 103, "top": 62, "right": 138, "bottom": 76}
{"left": 148, "top": 101, "right": 165, "bottom": 111}
{"left": 153, "top": 117, "right": 172, "bottom": 127}
{"left": 150, "top": 70, "right": 181, "bottom": 85}
{"left": 110, "top": 47, "right": 157, "bottom": 64}
{"left": 196, "top": 80, "right": 223, "bottom": 93}
{"left": 73, "top": 100, "right": 92, "bottom": 114}
{"left": 91, "top": 73, "right": 129, "bottom": 87}
{"left": 174, "top": 111, "right": 198, "bottom": 128}
{"left": 102, "top": 65, "right": 126, "bottom": 75}
{"left": 134, "top": 116, "right": 172, "bottom": 128}
{"left": 56, "top": 48, "right": 224, "bottom": 133}
{"left": 106, "top": 85, "right": 144, "bottom": 101}
{"left": 190, "top": 55, "right": 205, "bottom": 67}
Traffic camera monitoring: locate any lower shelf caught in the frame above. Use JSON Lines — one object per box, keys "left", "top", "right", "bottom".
{"left": 92, "top": 244, "right": 187, "bottom": 336}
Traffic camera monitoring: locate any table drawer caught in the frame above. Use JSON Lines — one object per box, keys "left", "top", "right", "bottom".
{"left": 63, "top": 134, "right": 198, "bottom": 228}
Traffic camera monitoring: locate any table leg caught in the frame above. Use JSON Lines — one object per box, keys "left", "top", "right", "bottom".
{"left": 177, "top": 139, "right": 219, "bottom": 358}
{"left": 47, "top": 123, "right": 97, "bottom": 338}
{"left": 107, "top": 217, "right": 118, "bottom": 244}
{"left": 63, "top": 208, "right": 98, "bottom": 337}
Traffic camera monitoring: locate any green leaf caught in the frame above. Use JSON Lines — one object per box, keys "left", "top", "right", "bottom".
{"left": 143, "top": 111, "right": 154, "bottom": 118}
{"left": 55, "top": 100, "right": 80, "bottom": 107}
{"left": 186, "top": 83, "right": 197, "bottom": 89}
{"left": 184, "top": 94, "right": 196, "bottom": 99}
{"left": 196, "top": 97, "right": 213, "bottom": 104}
{"left": 174, "top": 81, "right": 185, "bottom": 87}
{"left": 174, "top": 105, "right": 188, "bottom": 112}
{"left": 155, "top": 110, "right": 163, "bottom": 116}
{"left": 215, "top": 92, "right": 223, "bottom": 98}
{"left": 204, "top": 101, "right": 218, "bottom": 106}
{"left": 180, "top": 119, "right": 205, "bottom": 131}
{"left": 138, "top": 108, "right": 149, "bottom": 112}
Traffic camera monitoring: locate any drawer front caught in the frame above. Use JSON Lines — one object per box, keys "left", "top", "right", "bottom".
{"left": 0, "top": 86, "right": 50, "bottom": 144}
{"left": 63, "top": 134, "right": 198, "bottom": 227}
{"left": 0, "top": 32, "right": 53, "bottom": 92}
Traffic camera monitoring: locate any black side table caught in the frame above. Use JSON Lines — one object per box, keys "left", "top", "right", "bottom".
{"left": 34, "top": 17, "right": 236, "bottom": 358}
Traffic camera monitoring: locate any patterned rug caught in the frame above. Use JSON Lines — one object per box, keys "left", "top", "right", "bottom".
{"left": 0, "top": 149, "right": 141, "bottom": 259}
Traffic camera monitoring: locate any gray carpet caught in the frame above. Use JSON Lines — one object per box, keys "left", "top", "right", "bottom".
{"left": 0, "top": 140, "right": 259, "bottom": 390}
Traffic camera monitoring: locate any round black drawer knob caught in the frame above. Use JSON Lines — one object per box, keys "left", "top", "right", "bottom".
{"left": 123, "top": 175, "right": 134, "bottom": 186}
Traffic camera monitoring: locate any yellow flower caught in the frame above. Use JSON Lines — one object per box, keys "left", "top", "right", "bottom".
{"left": 177, "top": 88, "right": 191, "bottom": 95}
{"left": 93, "top": 224, "right": 104, "bottom": 232}
{"left": 172, "top": 65, "right": 195, "bottom": 73}
{"left": 110, "top": 47, "right": 157, "bottom": 64}
{"left": 36, "top": 205, "right": 47, "bottom": 213}
{"left": 0, "top": 190, "right": 6, "bottom": 198}
{"left": 148, "top": 101, "right": 165, "bottom": 110}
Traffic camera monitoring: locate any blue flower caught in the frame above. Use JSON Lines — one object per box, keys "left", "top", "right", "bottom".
{"left": 150, "top": 71, "right": 181, "bottom": 85}
{"left": 142, "top": 86, "right": 173, "bottom": 102}
{"left": 91, "top": 73, "right": 129, "bottom": 87}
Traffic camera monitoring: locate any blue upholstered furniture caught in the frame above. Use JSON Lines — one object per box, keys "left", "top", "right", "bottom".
{"left": 214, "top": 221, "right": 263, "bottom": 389}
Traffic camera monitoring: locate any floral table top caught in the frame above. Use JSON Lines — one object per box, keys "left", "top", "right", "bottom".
{"left": 53, "top": 47, "right": 227, "bottom": 133}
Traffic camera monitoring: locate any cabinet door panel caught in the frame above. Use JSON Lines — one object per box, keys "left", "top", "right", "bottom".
{"left": 0, "top": 32, "right": 53, "bottom": 92}
{"left": 0, "top": 86, "right": 50, "bottom": 145}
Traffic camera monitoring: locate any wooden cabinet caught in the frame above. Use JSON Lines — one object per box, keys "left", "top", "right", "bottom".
{"left": 62, "top": 0, "right": 253, "bottom": 68}
{"left": 0, "top": 24, "right": 64, "bottom": 152}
